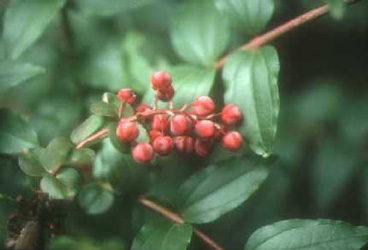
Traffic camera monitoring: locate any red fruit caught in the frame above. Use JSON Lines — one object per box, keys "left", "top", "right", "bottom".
{"left": 153, "top": 136, "right": 173, "bottom": 156}
{"left": 173, "top": 136, "right": 194, "bottom": 154}
{"left": 132, "top": 143, "right": 154, "bottom": 163}
{"left": 136, "top": 103, "right": 151, "bottom": 113}
{"left": 222, "top": 131, "right": 243, "bottom": 151}
{"left": 149, "top": 130, "right": 163, "bottom": 144}
{"left": 194, "top": 139, "right": 212, "bottom": 157}
{"left": 152, "top": 114, "right": 169, "bottom": 132}
{"left": 195, "top": 120, "right": 215, "bottom": 138}
{"left": 151, "top": 71, "right": 172, "bottom": 90}
{"left": 156, "top": 86, "right": 175, "bottom": 102}
{"left": 221, "top": 104, "right": 242, "bottom": 126}
{"left": 116, "top": 120, "right": 139, "bottom": 142}
{"left": 117, "top": 88, "right": 137, "bottom": 104}
{"left": 170, "top": 114, "right": 191, "bottom": 136}
{"left": 191, "top": 96, "right": 215, "bottom": 116}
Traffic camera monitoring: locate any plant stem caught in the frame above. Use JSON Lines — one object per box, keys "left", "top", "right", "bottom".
{"left": 138, "top": 196, "right": 224, "bottom": 250}
{"left": 75, "top": 128, "right": 109, "bottom": 149}
{"left": 214, "top": 1, "right": 360, "bottom": 69}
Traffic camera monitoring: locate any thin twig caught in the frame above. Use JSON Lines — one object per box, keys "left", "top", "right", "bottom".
{"left": 75, "top": 128, "right": 109, "bottom": 149}
{"left": 138, "top": 196, "right": 224, "bottom": 250}
{"left": 214, "top": 0, "right": 361, "bottom": 69}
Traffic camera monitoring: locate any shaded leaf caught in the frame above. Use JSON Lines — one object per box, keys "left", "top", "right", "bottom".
{"left": 18, "top": 148, "right": 46, "bottom": 177}
{"left": 245, "top": 219, "right": 368, "bottom": 250}
{"left": 0, "top": 110, "right": 39, "bottom": 154}
{"left": 70, "top": 115, "right": 104, "bottom": 144}
{"left": 0, "top": 61, "right": 45, "bottom": 94}
{"left": 327, "top": 0, "right": 346, "bottom": 19}
{"left": 170, "top": 0, "right": 230, "bottom": 66}
{"left": 78, "top": 182, "right": 114, "bottom": 214}
{"left": 132, "top": 217, "right": 192, "bottom": 250}
{"left": 223, "top": 47, "right": 280, "bottom": 157}
{"left": 179, "top": 157, "right": 270, "bottom": 224}
{"left": 39, "top": 137, "right": 73, "bottom": 172}
{"left": 69, "top": 148, "right": 95, "bottom": 165}
{"left": 3, "top": 0, "right": 66, "bottom": 59}
{"left": 40, "top": 168, "right": 80, "bottom": 199}
{"left": 215, "top": 0, "right": 274, "bottom": 34}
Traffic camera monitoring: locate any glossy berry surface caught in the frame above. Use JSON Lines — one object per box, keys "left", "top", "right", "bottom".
{"left": 195, "top": 120, "right": 215, "bottom": 138}
{"left": 117, "top": 88, "right": 137, "bottom": 104}
{"left": 132, "top": 143, "right": 154, "bottom": 163}
{"left": 170, "top": 114, "right": 190, "bottom": 136}
{"left": 221, "top": 104, "right": 242, "bottom": 126}
{"left": 153, "top": 136, "right": 173, "bottom": 156}
{"left": 150, "top": 71, "right": 172, "bottom": 90}
{"left": 116, "top": 120, "right": 139, "bottom": 142}
{"left": 191, "top": 96, "right": 215, "bottom": 116}
{"left": 222, "top": 131, "right": 243, "bottom": 151}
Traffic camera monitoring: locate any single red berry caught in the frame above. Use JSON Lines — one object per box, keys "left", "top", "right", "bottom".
{"left": 117, "top": 88, "right": 137, "bottom": 104}
{"left": 173, "top": 136, "right": 194, "bottom": 154}
{"left": 153, "top": 136, "right": 173, "bottom": 156}
{"left": 170, "top": 114, "right": 191, "bottom": 136}
{"left": 191, "top": 96, "right": 215, "bottom": 116}
{"left": 132, "top": 143, "right": 154, "bottom": 163}
{"left": 155, "top": 86, "right": 175, "bottom": 102}
{"left": 221, "top": 104, "right": 242, "bottom": 126}
{"left": 136, "top": 103, "right": 151, "bottom": 113}
{"left": 152, "top": 114, "right": 169, "bottom": 132}
{"left": 222, "top": 131, "right": 243, "bottom": 151}
{"left": 195, "top": 120, "right": 215, "bottom": 138}
{"left": 149, "top": 130, "right": 163, "bottom": 144}
{"left": 150, "top": 71, "right": 172, "bottom": 90}
{"left": 194, "top": 139, "right": 212, "bottom": 157}
{"left": 116, "top": 120, "right": 139, "bottom": 142}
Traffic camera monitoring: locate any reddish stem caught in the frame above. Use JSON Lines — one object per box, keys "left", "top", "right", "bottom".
{"left": 75, "top": 128, "right": 109, "bottom": 149}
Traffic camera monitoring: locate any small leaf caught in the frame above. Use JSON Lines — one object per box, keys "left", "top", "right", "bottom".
{"left": 223, "top": 47, "right": 280, "bottom": 157}
{"left": 245, "top": 219, "right": 368, "bottom": 250}
{"left": 78, "top": 183, "right": 114, "bottom": 214}
{"left": 18, "top": 148, "right": 47, "bottom": 177}
{"left": 0, "top": 61, "right": 45, "bottom": 94}
{"left": 3, "top": 0, "right": 67, "bottom": 59}
{"left": 132, "top": 217, "right": 192, "bottom": 250}
{"left": 39, "top": 137, "right": 73, "bottom": 172}
{"left": 0, "top": 110, "right": 39, "bottom": 154}
{"left": 90, "top": 93, "right": 127, "bottom": 118}
{"left": 70, "top": 115, "right": 104, "bottom": 144}
{"left": 68, "top": 148, "right": 95, "bottom": 165}
{"left": 214, "top": 0, "right": 274, "bottom": 34}
{"left": 40, "top": 168, "right": 80, "bottom": 199}
{"left": 178, "top": 157, "right": 270, "bottom": 224}
{"left": 170, "top": 0, "right": 230, "bottom": 66}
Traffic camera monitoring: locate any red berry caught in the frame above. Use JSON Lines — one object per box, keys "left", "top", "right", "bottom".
{"left": 132, "top": 143, "right": 154, "bottom": 163}
{"left": 194, "top": 139, "right": 212, "bottom": 157}
{"left": 173, "top": 136, "right": 194, "bottom": 154}
{"left": 221, "top": 104, "right": 242, "bottom": 126}
{"left": 156, "top": 86, "right": 175, "bottom": 102}
{"left": 149, "top": 130, "right": 163, "bottom": 144}
{"left": 151, "top": 71, "right": 172, "bottom": 90}
{"left": 136, "top": 103, "right": 151, "bottom": 113}
{"left": 222, "top": 131, "right": 243, "bottom": 151}
{"left": 170, "top": 114, "right": 191, "bottom": 136}
{"left": 195, "top": 120, "right": 215, "bottom": 138}
{"left": 153, "top": 136, "right": 173, "bottom": 156}
{"left": 117, "top": 88, "right": 137, "bottom": 104}
{"left": 191, "top": 96, "right": 215, "bottom": 116}
{"left": 152, "top": 114, "right": 169, "bottom": 132}
{"left": 116, "top": 120, "right": 139, "bottom": 142}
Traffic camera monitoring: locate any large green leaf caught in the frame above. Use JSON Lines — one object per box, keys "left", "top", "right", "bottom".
{"left": 223, "top": 47, "right": 280, "bottom": 157}
{"left": 0, "top": 110, "right": 39, "bottom": 154}
{"left": 18, "top": 148, "right": 47, "bottom": 177}
{"left": 0, "top": 61, "right": 45, "bottom": 94}
{"left": 170, "top": 0, "right": 230, "bottom": 66}
{"left": 70, "top": 115, "right": 104, "bottom": 144}
{"left": 214, "top": 0, "right": 274, "bottom": 34}
{"left": 3, "top": 0, "right": 66, "bottom": 59}
{"left": 245, "top": 219, "right": 368, "bottom": 250}
{"left": 78, "top": 182, "right": 114, "bottom": 215}
{"left": 132, "top": 217, "right": 192, "bottom": 250}
{"left": 39, "top": 137, "right": 73, "bottom": 172}
{"left": 178, "top": 157, "right": 270, "bottom": 224}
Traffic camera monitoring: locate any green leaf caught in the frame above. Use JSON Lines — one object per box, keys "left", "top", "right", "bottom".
{"left": 69, "top": 148, "right": 95, "bottom": 165}
{"left": 223, "top": 47, "right": 280, "bottom": 157}
{"left": 70, "top": 115, "right": 104, "bottom": 144}
{"left": 136, "top": 123, "right": 150, "bottom": 144}
{"left": 178, "top": 157, "right": 270, "bottom": 224}
{"left": 0, "top": 61, "right": 45, "bottom": 94}
{"left": 245, "top": 219, "right": 368, "bottom": 250}
{"left": 77, "top": 0, "right": 155, "bottom": 17}
{"left": 0, "top": 110, "right": 39, "bottom": 154}
{"left": 132, "top": 217, "right": 192, "bottom": 250}
{"left": 39, "top": 137, "right": 73, "bottom": 172}
{"left": 327, "top": 0, "right": 346, "bottom": 19}
{"left": 214, "top": 0, "right": 274, "bottom": 34}
{"left": 170, "top": 0, "right": 230, "bottom": 66}
{"left": 90, "top": 93, "right": 127, "bottom": 118}
{"left": 40, "top": 168, "right": 81, "bottom": 199}
{"left": 3, "top": 0, "right": 67, "bottom": 59}
{"left": 78, "top": 183, "right": 114, "bottom": 214}
{"left": 18, "top": 148, "right": 47, "bottom": 177}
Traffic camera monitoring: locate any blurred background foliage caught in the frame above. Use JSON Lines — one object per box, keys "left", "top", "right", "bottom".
{"left": 0, "top": 0, "right": 367, "bottom": 249}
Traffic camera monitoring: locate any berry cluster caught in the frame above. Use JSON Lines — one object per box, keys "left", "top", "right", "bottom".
{"left": 116, "top": 71, "right": 243, "bottom": 164}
